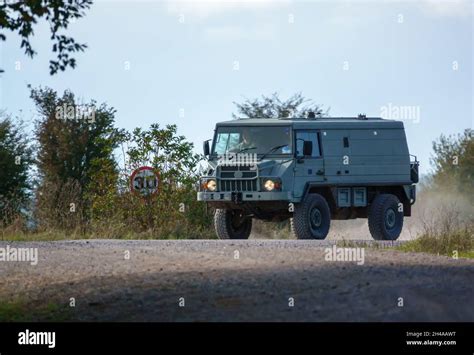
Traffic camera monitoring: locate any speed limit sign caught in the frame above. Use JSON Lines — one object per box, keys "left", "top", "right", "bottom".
{"left": 130, "top": 166, "right": 160, "bottom": 196}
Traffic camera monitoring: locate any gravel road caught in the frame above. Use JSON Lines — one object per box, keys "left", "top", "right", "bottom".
{"left": 0, "top": 239, "right": 473, "bottom": 321}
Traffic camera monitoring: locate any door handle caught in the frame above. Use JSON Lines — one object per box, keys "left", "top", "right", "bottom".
{"left": 316, "top": 169, "right": 324, "bottom": 176}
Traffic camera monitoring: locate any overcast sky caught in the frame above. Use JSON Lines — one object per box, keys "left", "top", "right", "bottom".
{"left": 1, "top": 0, "right": 472, "bottom": 175}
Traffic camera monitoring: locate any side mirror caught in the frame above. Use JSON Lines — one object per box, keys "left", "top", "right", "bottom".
{"left": 303, "top": 140, "right": 313, "bottom": 156}
{"left": 203, "top": 140, "right": 210, "bottom": 156}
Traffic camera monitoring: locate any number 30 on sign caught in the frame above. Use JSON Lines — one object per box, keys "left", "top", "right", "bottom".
{"left": 130, "top": 166, "right": 160, "bottom": 196}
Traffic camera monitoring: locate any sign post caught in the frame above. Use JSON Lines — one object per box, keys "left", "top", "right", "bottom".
{"left": 130, "top": 166, "right": 160, "bottom": 229}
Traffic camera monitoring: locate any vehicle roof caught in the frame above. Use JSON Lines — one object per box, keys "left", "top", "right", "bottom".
{"left": 216, "top": 117, "right": 404, "bottom": 129}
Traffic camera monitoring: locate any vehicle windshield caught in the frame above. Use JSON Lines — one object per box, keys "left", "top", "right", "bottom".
{"left": 212, "top": 126, "right": 292, "bottom": 156}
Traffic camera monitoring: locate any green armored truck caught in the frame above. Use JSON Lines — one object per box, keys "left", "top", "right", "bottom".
{"left": 198, "top": 115, "right": 419, "bottom": 240}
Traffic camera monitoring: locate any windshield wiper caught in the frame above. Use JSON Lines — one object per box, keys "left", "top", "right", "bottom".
{"left": 259, "top": 144, "right": 288, "bottom": 160}
{"left": 234, "top": 146, "right": 257, "bottom": 155}
{"left": 226, "top": 146, "right": 258, "bottom": 160}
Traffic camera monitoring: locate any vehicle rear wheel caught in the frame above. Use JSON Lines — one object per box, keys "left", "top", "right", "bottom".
{"left": 368, "top": 194, "right": 404, "bottom": 240}
{"left": 214, "top": 209, "right": 252, "bottom": 240}
{"left": 291, "top": 193, "right": 331, "bottom": 239}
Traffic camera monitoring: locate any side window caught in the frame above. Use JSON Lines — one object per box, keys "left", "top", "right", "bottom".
{"left": 295, "top": 130, "right": 321, "bottom": 157}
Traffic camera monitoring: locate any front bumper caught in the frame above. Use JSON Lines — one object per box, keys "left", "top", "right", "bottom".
{"left": 197, "top": 191, "right": 292, "bottom": 202}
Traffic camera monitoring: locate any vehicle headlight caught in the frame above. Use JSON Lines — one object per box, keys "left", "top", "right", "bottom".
{"left": 205, "top": 179, "right": 217, "bottom": 191}
{"left": 264, "top": 179, "right": 275, "bottom": 191}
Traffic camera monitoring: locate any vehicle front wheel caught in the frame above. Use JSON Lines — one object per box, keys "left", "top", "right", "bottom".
{"left": 368, "top": 194, "right": 404, "bottom": 240}
{"left": 291, "top": 193, "right": 331, "bottom": 240}
{"left": 214, "top": 209, "right": 252, "bottom": 240}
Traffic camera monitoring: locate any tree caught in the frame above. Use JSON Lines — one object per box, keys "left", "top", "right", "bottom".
{"left": 430, "top": 129, "right": 473, "bottom": 194}
{"left": 31, "top": 86, "right": 124, "bottom": 230}
{"left": 0, "top": 0, "right": 92, "bottom": 74}
{"left": 0, "top": 114, "right": 33, "bottom": 224}
{"left": 122, "top": 124, "right": 210, "bottom": 235}
{"left": 126, "top": 124, "right": 200, "bottom": 188}
{"left": 233, "top": 92, "right": 329, "bottom": 119}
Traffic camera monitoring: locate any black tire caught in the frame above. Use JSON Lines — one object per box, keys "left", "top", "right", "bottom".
{"left": 214, "top": 209, "right": 252, "bottom": 240}
{"left": 368, "top": 194, "right": 404, "bottom": 240}
{"left": 291, "top": 194, "right": 331, "bottom": 239}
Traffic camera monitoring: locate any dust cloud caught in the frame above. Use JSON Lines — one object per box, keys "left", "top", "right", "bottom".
{"left": 250, "top": 189, "right": 473, "bottom": 240}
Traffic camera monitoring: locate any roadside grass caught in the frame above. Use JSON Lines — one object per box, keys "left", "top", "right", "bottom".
{"left": 396, "top": 226, "right": 474, "bottom": 259}
{"left": 0, "top": 299, "right": 73, "bottom": 321}
{"left": 459, "top": 251, "right": 474, "bottom": 258}
{"left": 0, "top": 228, "right": 216, "bottom": 241}
{"left": 0, "top": 230, "right": 85, "bottom": 242}
{"left": 335, "top": 239, "right": 402, "bottom": 249}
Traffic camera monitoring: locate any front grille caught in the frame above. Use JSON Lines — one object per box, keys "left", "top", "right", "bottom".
{"left": 217, "top": 164, "right": 258, "bottom": 192}
{"left": 220, "top": 171, "right": 256, "bottom": 179}
{"left": 219, "top": 179, "right": 257, "bottom": 192}
{"left": 220, "top": 165, "right": 254, "bottom": 171}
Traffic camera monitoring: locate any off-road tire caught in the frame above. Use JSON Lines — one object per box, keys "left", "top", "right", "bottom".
{"left": 214, "top": 209, "right": 252, "bottom": 240}
{"left": 368, "top": 194, "right": 404, "bottom": 240}
{"left": 291, "top": 194, "right": 331, "bottom": 240}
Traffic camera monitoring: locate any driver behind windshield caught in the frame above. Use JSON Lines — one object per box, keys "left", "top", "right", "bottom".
{"left": 234, "top": 130, "right": 256, "bottom": 152}
{"left": 220, "top": 127, "right": 292, "bottom": 155}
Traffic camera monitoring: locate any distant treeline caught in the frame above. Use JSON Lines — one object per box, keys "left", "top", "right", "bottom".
{"left": 0, "top": 89, "right": 471, "bottom": 239}
{"left": 0, "top": 87, "right": 212, "bottom": 239}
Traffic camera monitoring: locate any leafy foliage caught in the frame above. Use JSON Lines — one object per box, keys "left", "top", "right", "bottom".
{"left": 119, "top": 124, "right": 212, "bottom": 236}
{"left": 233, "top": 92, "right": 329, "bottom": 119}
{"left": 0, "top": 0, "right": 92, "bottom": 74}
{"left": 31, "top": 86, "right": 124, "bottom": 230}
{"left": 430, "top": 129, "right": 473, "bottom": 194}
{"left": 126, "top": 124, "right": 201, "bottom": 188}
{"left": 0, "top": 114, "right": 33, "bottom": 224}
{"left": 8, "top": 87, "right": 213, "bottom": 237}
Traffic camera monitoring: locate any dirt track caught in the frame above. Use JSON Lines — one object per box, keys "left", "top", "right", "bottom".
{"left": 0, "top": 239, "right": 473, "bottom": 321}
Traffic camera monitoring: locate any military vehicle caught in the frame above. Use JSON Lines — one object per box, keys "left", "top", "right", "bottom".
{"left": 198, "top": 114, "right": 418, "bottom": 240}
